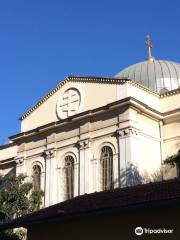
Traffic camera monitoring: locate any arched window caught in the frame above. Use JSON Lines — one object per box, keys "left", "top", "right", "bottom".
{"left": 64, "top": 155, "right": 74, "bottom": 199}
{"left": 100, "top": 146, "right": 113, "bottom": 191}
{"left": 32, "top": 165, "right": 41, "bottom": 191}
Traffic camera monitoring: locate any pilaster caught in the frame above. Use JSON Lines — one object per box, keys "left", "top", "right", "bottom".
{"left": 15, "top": 157, "right": 26, "bottom": 176}
{"left": 76, "top": 138, "right": 92, "bottom": 195}
{"left": 90, "top": 157, "right": 97, "bottom": 192}
{"left": 116, "top": 126, "right": 139, "bottom": 187}
{"left": 43, "top": 149, "right": 56, "bottom": 207}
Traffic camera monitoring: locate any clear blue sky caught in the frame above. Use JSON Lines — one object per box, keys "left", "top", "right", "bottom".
{"left": 0, "top": 0, "right": 180, "bottom": 144}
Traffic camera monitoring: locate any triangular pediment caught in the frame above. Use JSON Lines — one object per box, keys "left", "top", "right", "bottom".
{"left": 20, "top": 76, "right": 128, "bottom": 132}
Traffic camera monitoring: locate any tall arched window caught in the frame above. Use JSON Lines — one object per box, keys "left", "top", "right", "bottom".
{"left": 64, "top": 155, "right": 74, "bottom": 199}
{"left": 32, "top": 165, "right": 41, "bottom": 191}
{"left": 100, "top": 146, "right": 113, "bottom": 191}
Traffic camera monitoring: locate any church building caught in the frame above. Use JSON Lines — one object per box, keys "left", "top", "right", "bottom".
{"left": 0, "top": 36, "right": 180, "bottom": 208}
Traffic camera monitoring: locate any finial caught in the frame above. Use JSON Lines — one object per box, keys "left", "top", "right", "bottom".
{"left": 145, "top": 34, "right": 154, "bottom": 61}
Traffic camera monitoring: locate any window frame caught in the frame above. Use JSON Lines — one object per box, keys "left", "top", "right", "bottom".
{"left": 32, "top": 164, "right": 41, "bottom": 191}
{"left": 64, "top": 155, "right": 75, "bottom": 199}
{"left": 100, "top": 145, "right": 114, "bottom": 191}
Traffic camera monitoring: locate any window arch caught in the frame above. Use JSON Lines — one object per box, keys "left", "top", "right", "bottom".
{"left": 32, "top": 165, "right": 41, "bottom": 191}
{"left": 100, "top": 146, "right": 113, "bottom": 191}
{"left": 64, "top": 155, "right": 74, "bottom": 199}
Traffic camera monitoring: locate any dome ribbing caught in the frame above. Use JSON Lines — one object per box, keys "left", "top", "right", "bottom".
{"left": 115, "top": 60, "right": 180, "bottom": 93}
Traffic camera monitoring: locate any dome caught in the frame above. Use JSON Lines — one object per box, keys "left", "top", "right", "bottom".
{"left": 114, "top": 60, "right": 180, "bottom": 93}
{"left": 114, "top": 35, "right": 180, "bottom": 93}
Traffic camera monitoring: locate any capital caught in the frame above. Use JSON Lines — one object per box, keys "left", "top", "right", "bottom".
{"left": 43, "top": 149, "right": 56, "bottom": 159}
{"left": 76, "top": 139, "right": 92, "bottom": 149}
{"left": 116, "top": 126, "right": 138, "bottom": 138}
{"left": 15, "top": 157, "right": 24, "bottom": 165}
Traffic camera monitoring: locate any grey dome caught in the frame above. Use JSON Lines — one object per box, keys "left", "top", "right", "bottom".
{"left": 115, "top": 60, "right": 180, "bottom": 93}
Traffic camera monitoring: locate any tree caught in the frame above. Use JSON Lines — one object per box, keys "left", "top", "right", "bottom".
{"left": 164, "top": 150, "right": 180, "bottom": 169}
{"left": 0, "top": 174, "right": 44, "bottom": 239}
{"left": 0, "top": 230, "right": 20, "bottom": 240}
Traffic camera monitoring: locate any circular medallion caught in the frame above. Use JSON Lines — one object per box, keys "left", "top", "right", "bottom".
{"left": 56, "top": 88, "right": 81, "bottom": 119}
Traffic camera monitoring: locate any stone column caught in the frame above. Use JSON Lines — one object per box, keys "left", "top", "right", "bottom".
{"left": 76, "top": 139, "right": 92, "bottom": 195}
{"left": 117, "top": 127, "right": 139, "bottom": 187}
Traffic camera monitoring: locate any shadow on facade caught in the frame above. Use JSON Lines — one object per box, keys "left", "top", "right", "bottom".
{"left": 0, "top": 167, "right": 16, "bottom": 188}
{"left": 114, "top": 163, "right": 163, "bottom": 188}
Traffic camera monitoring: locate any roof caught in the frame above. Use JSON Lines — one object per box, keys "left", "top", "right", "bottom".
{"left": 115, "top": 60, "right": 180, "bottom": 93}
{"left": 1, "top": 178, "right": 180, "bottom": 230}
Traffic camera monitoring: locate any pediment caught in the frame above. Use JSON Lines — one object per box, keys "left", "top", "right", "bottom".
{"left": 21, "top": 76, "right": 126, "bottom": 132}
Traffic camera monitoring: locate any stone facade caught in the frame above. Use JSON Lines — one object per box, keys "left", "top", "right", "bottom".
{"left": 0, "top": 76, "right": 180, "bottom": 207}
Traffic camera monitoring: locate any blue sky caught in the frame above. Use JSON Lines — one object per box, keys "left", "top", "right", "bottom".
{"left": 0, "top": 0, "right": 180, "bottom": 144}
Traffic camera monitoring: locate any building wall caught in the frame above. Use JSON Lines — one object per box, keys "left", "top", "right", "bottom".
{"left": 137, "top": 113, "right": 161, "bottom": 176}
{"left": 163, "top": 122, "right": 180, "bottom": 158}
{"left": 0, "top": 83, "right": 180, "bottom": 208}
{"left": 12, "top": 106, "right": 164, "bottom": 207}
{"left": 162, "top": 121, "right": 180, "bottom": 180}
{"left": 160, "top": 93, "right": 180, "bottom": 112}
{"left": 0, "top": 144, "right": 17, "bottom": 162}
{"left": 0, "top": 144, "right": 17, "bottom": 179}
{"left": 27, "top": 202, "right": 180, "bottom": 240}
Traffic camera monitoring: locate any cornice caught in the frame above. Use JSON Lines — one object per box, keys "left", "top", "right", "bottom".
{"left": 0, "top": 142, "right": 16, "bottom": 150}
{"left": 10, "top": 97, "right": 164, "bottom": 142}
{"left": 11, "top": 97, "right": 131, "bottom": 141}
{"left": 160, "top": 87, "right": 180, "bottom": 98}
{"left": 126, "top": 80, "right": 159, "bottom": 97}
{"left": 20, "top": 77, "right": 69, "bottom": 120}
{"left": 68, "top": 76, "right": 128, "bottom": 84}
{"left": 0, "top": 158, "right": 16, "bottom": 165}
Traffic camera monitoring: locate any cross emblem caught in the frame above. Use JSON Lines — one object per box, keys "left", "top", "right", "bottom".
{"left": 57, "top": 88, "right": 81, "bottom": 119}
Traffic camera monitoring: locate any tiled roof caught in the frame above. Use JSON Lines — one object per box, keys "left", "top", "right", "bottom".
{"left": 1, "top": 178, "right": 180, "bottom": 230}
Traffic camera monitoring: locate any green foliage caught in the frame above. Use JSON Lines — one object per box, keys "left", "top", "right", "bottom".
{"left": 0, "top": 230, "right": 20, "bottom": 240}
{"left": 164, "top": 150, "right": 180, "bottom": 167}
{"left": 0, "top": 174, "right": 44, "bottom": 222}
